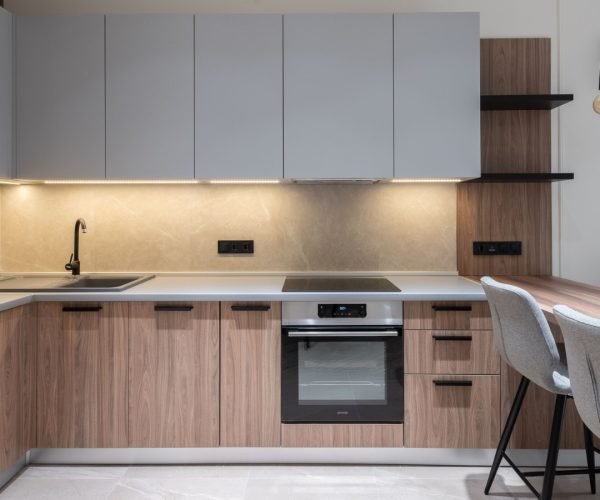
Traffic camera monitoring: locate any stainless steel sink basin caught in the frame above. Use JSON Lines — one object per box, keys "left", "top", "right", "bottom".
{"left": 0, "top": 274, "right": 154, "bottom": 292}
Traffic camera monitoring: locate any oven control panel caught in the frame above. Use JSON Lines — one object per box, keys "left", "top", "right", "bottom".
{"left": 318, "top": 304, "right": 367, "bottom": 318}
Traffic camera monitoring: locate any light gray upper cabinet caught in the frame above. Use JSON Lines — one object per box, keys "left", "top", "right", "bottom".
{"left": 195, "top": 15, "right": 283, "bottom": 180}
{"left": 394, "top": 13, "right": 480, "bottom": 179}
{"left": 16, "top": 15, "right": 105, "bottom": 179}
{"left": 283, "top": 14, "right": 394, "bottom": 180}
{"left": 106, "top": 15, "right": 194, "bottom": 179}
{"left": 0, "top": 8, "right": 13, "bottom": 178}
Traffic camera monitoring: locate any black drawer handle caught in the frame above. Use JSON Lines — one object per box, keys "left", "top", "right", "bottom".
{"left": 231, "top": 305, "right": 271, "bottom": 312}
{"left": 432, "top": 335, "right": 473, "bottom": 342}
{"left": 433, "top": 380, "right": 473, "bottom": 387}
{"left": 154, "top": 305, "right": 194, "bottom": 312}
{"left": 62, "top": 306, "right": 103, "bottom": 312}
{"left": 432, "top": 305, "right": 473, "bottom": 312}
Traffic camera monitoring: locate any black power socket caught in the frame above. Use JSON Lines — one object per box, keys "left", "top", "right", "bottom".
{"left": 473, "top": 241, "right": 522, "bottom": 256}
{"left": 218, "top": 240, "right": 254, "bottom": 254}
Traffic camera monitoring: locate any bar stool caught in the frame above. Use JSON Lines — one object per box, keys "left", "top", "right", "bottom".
{"left": 481, "top": 276, "right": 597, "bottom": 499}
{"left": 554, "top": 305, "right": 600, "bottom": 483}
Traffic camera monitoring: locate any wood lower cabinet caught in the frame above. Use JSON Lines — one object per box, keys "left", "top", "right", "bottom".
{"left": 404, "top": 301, "right": 492, "bottom": 331}
{"left": 128, "top": 302, "right": 219, "bottom": 447}
{"left": 0, "top": 305, "right": 36, "bottom": 471}
{"left": 282, "top": 424, "right": 403, "bottom": 448}
{"left": 220, "top": 302, "right": 281, "bottom": 447}
{"left": 405, "top": 330, "right": 499, "bottom": 375}
{"left": 37, "top": 302, "right": 128, "bottom": 448}
{"left": 405, "top": 374, "right": 500, "bottom": 448}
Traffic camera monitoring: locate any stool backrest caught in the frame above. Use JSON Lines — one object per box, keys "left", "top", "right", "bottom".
{"left": 481, "top": 276, "right": 567, "bottom": 393}
{"left": 554, "top": 305, "right": 600, "bottom": 437}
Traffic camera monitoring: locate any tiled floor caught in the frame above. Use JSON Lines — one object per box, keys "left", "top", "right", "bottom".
{"left": 0, "top": 465, "right": 597, "bottom": 499}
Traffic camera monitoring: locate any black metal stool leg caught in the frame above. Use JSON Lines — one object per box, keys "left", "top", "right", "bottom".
{"left": 541, "top": 394, "right": 567, "bottom": 500}
{"left": 584, "top": 424, "right": 597, "bottom": 494}
{"left": 485, "top": 376, "right": 530, "bottom": 495}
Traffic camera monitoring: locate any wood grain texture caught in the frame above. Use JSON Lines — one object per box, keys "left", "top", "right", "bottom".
{"left": 220, "top": 302, "right": 281, "bottom": 447}
{"left": 482, "top": 275, "right": 600, "bottom": 318}
{"left": 405, "top": 374, "right": 500, "bottom": 448}
{"left": 458, "top": 38, "right": 552, "bottom": 276}
{"left": 480, "top": 38, "right": 550, "bottom": 95}
{"left": 282, "top": 424, "right": 403, "bottom": 448}
{"left": 128, "top": 302, "right": 219, "bottom": 447}
{"left": 37, "top": 302, "right": 128, "bottom": 448}
{"left": 404, "top": 301, "right": 491, "bottom": 331}
{"left": 501, "top": 361, "right": 584, "bottom": 449}
{"left": 405, "top": 330, "right": 499, "bottom": 375}
{"left": 457, "top": 183, "right": 552, "bottom": 276}
{"left": 0, "top": 305, "right": 36, "bottom": 472}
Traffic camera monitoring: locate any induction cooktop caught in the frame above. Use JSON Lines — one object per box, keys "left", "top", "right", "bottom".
{"left": 282, "top": 276, "right": 401, "bottom": 293}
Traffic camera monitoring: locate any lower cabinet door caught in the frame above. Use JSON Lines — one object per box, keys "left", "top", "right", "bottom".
{"left": 37, "top": 303, "right": 128, "bottom": 448}
{"left": 405, "top": 374, "right": 500, "bottom": 448}
{"left": 0, "top": 305, "right": 36, "bottom": 471}
{"left": 220, "top": 302, "right": 281, "bottom": 447}
{"left": 128, "top": 302, "right": 219, "bottom": 447}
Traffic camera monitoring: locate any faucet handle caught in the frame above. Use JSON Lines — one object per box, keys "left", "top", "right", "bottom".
{"left": 65, "top": 253, "right": 74, "bottom": 271}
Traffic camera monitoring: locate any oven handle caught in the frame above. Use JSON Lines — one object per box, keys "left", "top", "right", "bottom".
{"left": 287, "top": 331, "right": 398, "bottom": 338}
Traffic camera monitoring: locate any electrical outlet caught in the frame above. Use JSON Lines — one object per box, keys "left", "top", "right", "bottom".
{"left": 473, "top": 241, "right": 522, "bottom": 256}
{"left": 218, "top": 240, "right": 254, "bottom": 254}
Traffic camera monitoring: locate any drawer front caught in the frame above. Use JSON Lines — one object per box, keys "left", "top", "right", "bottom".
{"left": 281, "top": 423, "right": 403, "bottom": 448}
{"left": 404, "top": 301, "right": 492, "bottom": 330}
{"left": 405, "top": 330, "right": 500, "bottom": 375}
{"left": 405, "top": 374, "right": 500, "bottom": 448}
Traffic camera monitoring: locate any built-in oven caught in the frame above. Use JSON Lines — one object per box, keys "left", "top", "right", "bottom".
{"left": 282, "top": 301, "right": 403, "bottom": 423}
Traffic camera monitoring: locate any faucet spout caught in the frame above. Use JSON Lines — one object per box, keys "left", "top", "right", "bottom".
{"left": 66, "top": 218, "right": 87, "bottom": 276}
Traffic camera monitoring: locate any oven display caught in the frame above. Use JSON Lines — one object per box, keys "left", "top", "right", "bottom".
{"left": 318, "top": 304, "right": 367, "bottom": 318}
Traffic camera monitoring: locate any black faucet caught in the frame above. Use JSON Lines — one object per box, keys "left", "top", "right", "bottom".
{"left": 65, "top": 218, "right": 87, "bottom": 276}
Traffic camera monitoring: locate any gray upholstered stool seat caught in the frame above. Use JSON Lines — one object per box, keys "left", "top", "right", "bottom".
{"left": 481, "top": 276, "right": 597, "bottom": 500}
{"left": 554, "top": 305, "right": 600, "bottom": 443}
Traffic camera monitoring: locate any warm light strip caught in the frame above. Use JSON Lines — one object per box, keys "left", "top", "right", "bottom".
{"left": 0, "top": 179, "right": 24, "bottom": 185}
{"left": 41, "top": 179, "right": 201, "bottom": 185}
{"left": 208, "top": 179, "right": 280, "bottom": 184}
{"left": 389, "top": 178, "right": 463, "bottom": 183}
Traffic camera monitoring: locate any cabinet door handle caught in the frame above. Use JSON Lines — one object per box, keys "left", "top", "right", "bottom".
{"left": 231, "top": 305, "right": 271, "bottom": 312}
{"left": 62, "top": 306, "right": 103, "bottom": 312}
{"left": 433, "top": 380, "right": 473, "bottom": 387}
{"left": 432, "top": 335, "right": 473, "bottom": 342}
{"left": 154, "top": 305, "right": 194, "bottom": 312}
{"left": 432, "top": 305, "right": 472, "bottom": 312}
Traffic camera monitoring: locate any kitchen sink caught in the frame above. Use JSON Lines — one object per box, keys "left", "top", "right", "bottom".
{"left": 0, "top": 274, "right": 154, "bottom": 292}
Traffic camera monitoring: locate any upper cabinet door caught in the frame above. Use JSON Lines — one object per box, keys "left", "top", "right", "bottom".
{"left": 106, "top": 15, "right": 194, "bottom": 179}
{"left": 195, "top": 15, "right": 283, "bottom": 180}
{"left": 283, "top": 14, "right": 393, "bottom": 180}
{"left": 16, "top": 15, "right": 105, "bottom": 180}
{"left": 0, "top": 9, "right": 13, "bottom": 178}
{"left": 394, "top": 13, "right": 480, "bottom": 179}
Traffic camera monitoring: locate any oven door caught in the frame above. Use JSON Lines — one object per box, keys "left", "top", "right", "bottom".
{"left": 282, "top": 326, "right": 403, "bottom": 423}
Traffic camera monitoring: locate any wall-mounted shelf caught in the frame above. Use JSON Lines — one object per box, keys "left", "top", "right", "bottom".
{"left": 467, "top": 173, "right": 574, "bottom": 183}
{"left": 481, "top": 94, "right": 574, "bottom": 110}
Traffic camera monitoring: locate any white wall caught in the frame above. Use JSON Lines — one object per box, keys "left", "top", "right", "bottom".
{"left": 6, "top": 0, "right": 599, "bottom": 285}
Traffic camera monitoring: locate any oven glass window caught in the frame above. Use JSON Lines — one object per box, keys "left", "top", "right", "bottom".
{"left": 297, "top": 341, "right": 386, "bottom": 404}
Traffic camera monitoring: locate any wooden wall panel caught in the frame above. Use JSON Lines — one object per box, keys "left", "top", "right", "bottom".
{"left": 458, "top": 183, "right": 551, "bottom": 275}
{"left": 458, "top": 38, "right": 553, "bottom": 276}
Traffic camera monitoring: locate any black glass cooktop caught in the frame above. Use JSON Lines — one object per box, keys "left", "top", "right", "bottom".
{"left": 282, "top": 276, "right": 401, "bottom": 293}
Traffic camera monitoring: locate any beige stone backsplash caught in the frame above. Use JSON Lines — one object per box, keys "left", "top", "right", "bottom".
{"left": 0, "top": 183, "right": 457, "bottom": 273}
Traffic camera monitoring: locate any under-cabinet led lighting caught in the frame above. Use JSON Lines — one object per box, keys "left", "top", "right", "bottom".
{"left": 0, "top": 179, "right": 24, "bottom": 185}
{"left": 41, "top": 179, "right": 202, "bottom": 185}
{"left": 389, "top": 178, "right": 463, "bottom": 183}
{"left": 208, "top": 179, "right": 280, "bottom": 184}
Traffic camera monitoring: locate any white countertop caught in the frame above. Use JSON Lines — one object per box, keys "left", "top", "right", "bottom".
{"left": 0, "top": 274, "right": 485, "bottom": 312}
